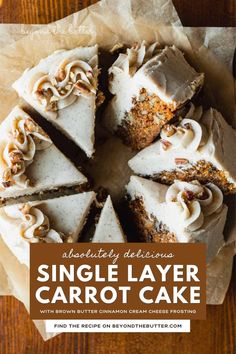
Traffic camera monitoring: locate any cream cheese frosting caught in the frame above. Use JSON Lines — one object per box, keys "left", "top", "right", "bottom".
{"left": 0, "top": 106, "right": 51, "bottom": 191}
{"left": 3, "top": 203, "right": 63, "bottom": 244}
{"left": 165, "top": 180, "right": 223, "bottom": 232}
{"left": 0, "top": 192, "right": 96, "bottom": 267}
{"left": 13, "top": 46, "right": 99, "bottom": 157}
{"left": 127, "top": 176, "right": 227, "bottom": 263}
{"left": 129, "top": 108, "right": 236, "bottom": 188}
{"left": 104, "top": 42, "right": 204, "bottom": 131}
{"left": 13, "top": 47, "right": 99, "bottom": 119}
{"left": 0, "top": 106, "right": 88, "bottom": 200}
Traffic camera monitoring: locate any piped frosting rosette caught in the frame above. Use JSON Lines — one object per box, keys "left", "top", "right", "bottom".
{"left": 160, "top": 118, "right": 208, "bottom": 152}
{"left": 166, "top": 180, "right": 223, "bottom": 231}
{"left": 1, "top": 116, "right": 52, "bottom": 189}
{"left": 111, "top": 41, "right": 160, "bottom": 77}
{"left": 29, "top": 56, "right": 98, "bottom": 112}
{"left": 3, "top": 203, "right": 63, "bottom": 243}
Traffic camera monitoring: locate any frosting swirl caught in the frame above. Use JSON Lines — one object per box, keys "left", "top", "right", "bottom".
{"left": 1, "top": 116, "right": 52, "bottom": 189}
{"left": 113, "top": 41, "right": 160, "bottom": 77}
{"left": 4, "top": 203, "right": 63, "bottom": 243}
{"left": 166, "top": 180, "right": 223, "bottom": 231}
{"left": 160, "top": 118, "right": 208, "bottom": 152}
{"left": 31, "top": 57, "right": 98, "bottom": 112}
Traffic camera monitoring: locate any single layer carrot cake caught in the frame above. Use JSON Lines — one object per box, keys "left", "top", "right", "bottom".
{"left": 0, "top": 106, "right": 87, "bottom": 200}
{"left": 13, "top": 46, "right": 99, "bottom": 157}
{"left": 92, "top": 196, "right": 126, "bottom": 243}
{"left": 104, "top": 42, "right": 204, "bottom": 150}
{"left": 126, "top": 176, "right": 227, "bottom": 263}
{"left": 0, "top": 192, "right": 96, "bottom": 267}
{"left": 129, "top": 108, "right": 236, "bottom": 194}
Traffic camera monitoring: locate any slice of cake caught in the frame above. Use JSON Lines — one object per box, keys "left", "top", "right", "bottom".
{"left": 0, "top": 192, "right": 96, "bottom": 267}
{"left": 126, "top": 176, "right": 227, "bottom": 263}
{"left": 129, "top": 108, "right": 236, "bottom": 194}
{"left": 104, "top": 42, "right": 204, "bottom": 150}
{"left": 92, "top": 196, "right": 126, "bottom": 243}
{"left": 0, "top": 106, "right": 87, "bottom": 200}
{"left": 13, "top": 46, "right": 99, "bottom": 157}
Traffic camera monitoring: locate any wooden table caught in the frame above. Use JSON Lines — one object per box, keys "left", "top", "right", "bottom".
{"left": 0, "top": 1, "right": 235, "bottom": 353}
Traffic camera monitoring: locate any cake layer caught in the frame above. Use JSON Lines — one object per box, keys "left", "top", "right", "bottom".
{"left": 104, "top": 42, "right": 204, "bottom": 150}
{"left": 13, "top": 46, "right": 99, "bottom": 157}
{"left": 92, "top": 196, "right": 126, "bottom": 243}
{"left": 0, "top": 192, "right": 96, "bottom": 267}
{"left": 126, "top": 176, "right": 227, "bottom": 263}
{"left": 129, "top": 108, "right": 236, "bottom": 194}
{"left": 0, "top": 106, "right": 87, "bottom": 200}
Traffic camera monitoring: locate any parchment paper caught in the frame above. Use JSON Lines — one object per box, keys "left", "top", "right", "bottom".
{"left": 0, "top": 0, "right": 235, "bottom": 341}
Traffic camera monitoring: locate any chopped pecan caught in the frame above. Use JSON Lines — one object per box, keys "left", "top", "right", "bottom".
{"left": 11, "top": 162, "right": 24, "bottom": 175}
{"left": 183, "top": 190, "right": 195, "bottom": 202}
{"left": 20, "top": 204, "right": 31, "bottom": 215}
{"left": 197, "top": 190, "right": 209, "bottom": 200}
{"left": 162, "top": 124, "right": 176, "bottom": 137}
{"left": 96, "top": 90, "right": 105, "bottom": 107}
{"left": 2, "top": 181, "right": 12, "bottom": 188}
{"left": 9, "top": 150, "right": 23, "bottom": 164}
{"left": 175, "top": 158, "right": 189, "bottom": 165}
{"left": 74, "top": 81, "right": 91, "bottom": 95}
{"left": 25, "top": 118, "right": 37, "bottom": 132}
{"left": 56, "top": 68, "right": 66, "bottom": 82}
{"left": 160, "top": 139, "right": 172, "bottom": 150}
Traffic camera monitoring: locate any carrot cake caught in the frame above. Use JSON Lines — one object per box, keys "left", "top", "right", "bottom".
{"left": 129, "top": 108, "right": 236, "bottom": 194}
{"left": 0, "top": 192, "right": 96, "bottom": 267}
{"left": 92, "top": 196, "right": 126, "bottom": 243}
{"left": 126, "top": 176, "right": 227, "bottom": 263}
{"left": 0, "top": 106, "right": 87, "bottom": 200}
{"left": 104, "top": 42, "right": 204, "bottom": 150}
{"left": 13, "top": 46, "right": 99, "bottom": 157}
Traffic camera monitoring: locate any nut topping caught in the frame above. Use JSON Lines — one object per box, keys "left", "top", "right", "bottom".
{"left": 160, "top": 139, "right": 172, "bottom": 150}
{"left": 9, "top": 150, "right": 24, "bottom": 164}
{"left": 74, "top": 81, "right": 91, "bottom": 95}
{"left": 162, "top": 124, "right": 176, "bottom": 137}
{"left": 11, "top": 162, "right": 24, "bottom": 175}
{"left": 56, "top": 68, "right": 66, "bottom": 82}
{"left": 25, "top": 118, "right": 37, "bottom": 133}
{"left": 175, "top": 158, "right": 189, "bottom": 165}
{"left": 96, "top": 90, "right": 105, "bottom": 108}
{"left": 183, "top": 190, "right": 195, "bottom": 202}
{"left": 2, "top": 168, "right": 12, "bottom": 188}
{"left": 19, "top": 204, "right": 31, "bottom": 215}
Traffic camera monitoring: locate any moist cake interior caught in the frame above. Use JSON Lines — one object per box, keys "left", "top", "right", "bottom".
{"left": 129, "top": 197, "right": 177, "bottom": 243}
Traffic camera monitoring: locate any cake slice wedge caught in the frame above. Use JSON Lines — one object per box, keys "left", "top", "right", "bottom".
{"left": 0, "top": 106, "right": 87, "bottom": 200}
{"left": 126, "top": 176, "right": 227, "bottom": 263}
{"left": 13, "top": 46, "right": 99, "bottom": 157}
{"left": 129, "top": 108, "right": 236, "bottom": 194}
{"left": 104, "top": 42, "right": 204, "bottom": 150}
{"left": 92, "top": 196, "right": 126, "bottom": 243}
{"left": 0, "top": 192, "right": 96, "bottom": 267}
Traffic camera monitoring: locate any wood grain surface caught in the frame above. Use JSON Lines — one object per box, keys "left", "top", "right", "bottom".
{"left": 0, "top": 1, "right": 235, "bottom": 353}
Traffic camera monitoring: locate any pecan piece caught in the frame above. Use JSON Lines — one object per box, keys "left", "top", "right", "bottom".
{"left": 160, "top": 139, "right": 172, "bottom": 150}
{"left": 56, "top": 68, "right": 66, "bottom": 82}
{"left": 183, "top": 190, "right": 195, "bottom": 202}
{"left": 9, "top": 150, "right": 23, "bottom": 164}
{"left": 2, "top": 168, "right": 12, "bottom": 188}
{"left": 175, "top": 158, "right": 189, "bottom": 165}
{"left": 25, "top": 118, "right": 37, "bottom": 133}
{"left": 74, "top": 81, "right": 91, "bottom": 95}
{"left": 20, "top": 204, "right": 31, "bottom": 215}
{"left": 11, "top": 162, "right": 24, "bottom": 175}
{"left": 162, "top": 124, "right": 176, "bottom": 137}
{"left": 96, "top": 90, "right": 105, "bottom": 108}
